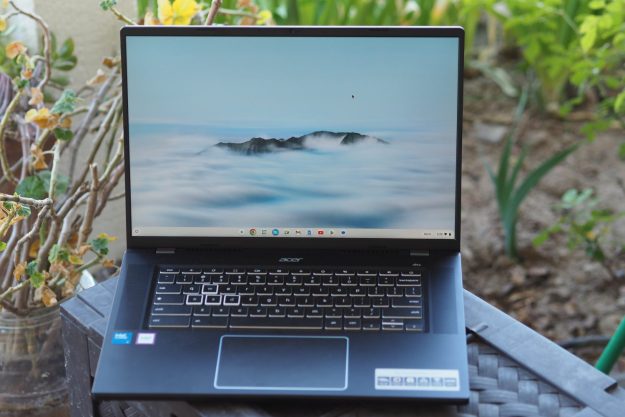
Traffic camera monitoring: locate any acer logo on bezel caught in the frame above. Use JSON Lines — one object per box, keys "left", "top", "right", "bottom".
{"left": 279, "top": 257, "right": 303, "bottom": 263}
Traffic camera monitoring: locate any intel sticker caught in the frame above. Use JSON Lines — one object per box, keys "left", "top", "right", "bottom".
{"left": 112, "top": 331, "right": 133, "bottom": 345}
{"left": 375, "top": 368, "right": 460, "bottom": 391}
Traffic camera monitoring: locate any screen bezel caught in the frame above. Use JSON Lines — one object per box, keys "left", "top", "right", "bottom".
{"left": 121, "top": 25, "right": 464, "bottom": 251}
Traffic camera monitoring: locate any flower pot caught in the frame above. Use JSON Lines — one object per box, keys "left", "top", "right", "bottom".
{"left": 0, "top": 305, "right": 68, "bottom": 417}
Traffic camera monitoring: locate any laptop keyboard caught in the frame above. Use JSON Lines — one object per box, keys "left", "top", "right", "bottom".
{"left": 148, "top": 266, "right": 425, "bottom": 332}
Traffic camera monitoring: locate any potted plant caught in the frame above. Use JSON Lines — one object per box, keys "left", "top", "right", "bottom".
{"left": 0, "top": 2, "right": 123, "bottom": 414}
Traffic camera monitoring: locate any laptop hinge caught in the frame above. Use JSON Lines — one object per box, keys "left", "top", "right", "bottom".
{"left": 155, "top": 248, "right": 176, "bottom": 254}
{"left": 410, "top": 250, "right": 429, "bottom": 257}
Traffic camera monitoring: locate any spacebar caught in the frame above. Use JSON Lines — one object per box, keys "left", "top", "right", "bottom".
{"left": 229, "top": 317, "right": 323, "bottom": 330}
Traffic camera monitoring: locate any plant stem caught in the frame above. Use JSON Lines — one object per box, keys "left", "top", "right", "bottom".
{"left": 110, "top": 6, "right": 137, "bottom": 25}
{"left": 205, "top": 0, "right": 223, "bottom": 25}
{"left": 0, "top": 194, "right": 52, "bottom": 208}
{"left": 0, "top": 90, "right": 22, "bottom": 185}
{"left": 0, "top": 279, "right": 29, "bottom": 302}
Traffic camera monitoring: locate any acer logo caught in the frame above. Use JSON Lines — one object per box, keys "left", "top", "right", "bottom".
{"left": 279, "top": 257, "right": 303, "bottom": 263}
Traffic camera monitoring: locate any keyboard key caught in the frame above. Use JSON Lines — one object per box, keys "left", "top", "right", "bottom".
{"left": 231, "top": 307, "right": 248, "bottom": 317}
{"left": 159, "top": 267, "right": 180, "bottom": 274}
{"left": 225, "top": 267, "right": 245, "bottom": 274}
{"left": 315, "top": 297, "right": 333, "bottom": 307}
{"left": 335, "top": 297, "right": 351, "bottom": 307}
{"left": 392, "top": 298, "right": 423, "bottom": 308}
{"left": 312, "top": 287, "right": 330, "bottom": 296}
{"left": 223, "top": 295, "right": 241, "bottom": 306}
{"left": 401, "top": 270, "right": 422, "bottom": 277}
{"left": 325, "top": 318, "right": 342, "bottom": 330}
{"left": 203, "top": 267, "right": 224, "bottom": 274}
{"left": 186, "top": 294, "right": 203, "bottom": 305}
{"left": 238, "top": 285, "right": 255, "bottom": 295}
{"left": 219, "top": 285, "right": 238, "bottom": 295}
{"left": 287, "top": 307, "right": 305, "bottom": 318}
{"left": 249, "top": 275, "right": 267, "bottom": 285}
{"left": 356, "top": 269, "right": 377, "bottom": 276}
{"left": 268, "top": 275, "right": 284, "bottom": 285}
{"left": 176, "top": 274, "right": 194, "bottom": 284}
{"left": 344, "top": 307, "right": 361, "bottom": 318}
{"left": 371, "top": 297, "right": 390, "bottom": 308}
{"left": 344, "top": 318, "right": 361, "bottom": 330}
{"left": 212, "top": 306, "right": 230, "bottom": 317}
{"left": 359, "top": 276, "right": 376, "bottom": 286}
{"left": 290, "top": 268, "right": 310, "bottom": 275}
{"left": 382, "top": 319, "right": 404, "bottom": 331}
{"left": 182, "top": 267, "right": 202, "bottom": 274}
{"left": 303, "top": 276, "right": 321, "bottom": 286}
{"left": 230, "top": 274, "right": 247, "bottom": 285}
{"left": 268, "top": 307, "right": 286, "bottom": 317}
{"left": 353, "top": 298, "right": 371, "bottom": 308}
{"left": 192, "top": 316, "right": 228, "bottom": 328}
{"left": 368, "top": 287, "right": 384, "bottom": 296}
{"left": 363, "top": 319, "right": 381, "bottom": 330}
{"left": 297, "top": 297, "right": 314, "bottom": 307}
{"left": 275, "top": 286, "right": 292, "bottom": 295}
{"left": 350, "top": 287, "right": 366, "bottom": 297}
{"left": 249, "top": 268, "right": 266, "bottom": 274}
{"left": 250, "top": 307, "right": 267, "bottom": 317}
{"left": 153, "top": 294, "right": 184, "bottom": 305}
{"left": 397, "top": 277, "right": 422, "bottom": 286}
{"left": 335, "top": 268, "right": 355, "bottom": 276}
{"left": 212, "top": 275, "right": 229, "bottom": 284}
{"left": 229, "top": 317, "right": 323, "bottom": 330}
{"left": 202, "top": 284, "right": 218, "bottom": 295}
{"left": 325, "top": 307, "right": 342, "bottom": 318}
{"left": 286, "top": 275, "right": 303, "bottom": 285}
{"left": 306, "top": 307, "right": 323, "bottom": 318}
{"left": 149, "top": 316, "right": 190, "bottom": 328}
{"left": 241, "top": 295, "right": 258, "bottom": 306}
{"left": 386, "top": 287, "right": 403, "bottom": 297}
{"left": 155, "top": 284, "right": 181, "bottom": 294}
{"left": 312, "top": 269, "right": 333, "bottom": 276}
{"left": 322, "top": 275, "right": 339, "bottom": 286}
{"left": 259, "top": 296, "right": 277, "bottom": 307}
{"left": 340, "top": 276, "right": 357, "bottom": 286}
{"left": 363, "top": 308, "right": 381, "bottom": 318}
{"left": 378, "top": 276, "right": 394, "bottom": 286}
{"left": 382, "top": 308, "right": 422, "bottom": 319}
{"left": 404, "top": 286, "right": 422, "bottom": 297}
{"left": 268, "top": 268, "right": 289, "bottom": 275}
{"left": 256, "top": 286, "right": 273, "bottom": 295}
{"left": 277, "top": 296, "right": 296, "bottom": 307}
{"left": 405, "top": 322, "right": 424, "bottom": 332}
{"left": 205, "top": 295, "right": 222, "bottom": 305}
{"left": 157, "top": 274, "right": 176, "bottom": 284}
{"left": 379, "top": 269, "right": 399, "bottom": 276}
{"left": 152, "top": 305, "right": 191, "bottom": 316}
{"left": 182, "top": 284, "right": 201, "bottom": 294}
{"left": 330, "top": 287, "right": 348, "bottom": 296}
{"left": 294, "top": 287, "right": 310, "bottom": 296}
{"left": 194, "top": 274, "right": 211, "bottom": 284}
{"left": 193, "top": 306, "right": 211, "bottom": 316}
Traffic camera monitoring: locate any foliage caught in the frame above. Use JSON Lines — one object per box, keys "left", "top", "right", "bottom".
{"left": 486, "top": 88, "right": 578, "bottom": 260}
{"left": 533, "top": 188, "right": 625, "bottom": 280}
{"left": 0, "top": 4, "right": 123, "bottom": 315}
{"left": 499, "top": 1, "right": 625, "bottom": 145}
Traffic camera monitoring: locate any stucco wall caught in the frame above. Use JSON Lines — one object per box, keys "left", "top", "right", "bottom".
{"left": 34, "top": 0, "right": 135, "bottom": 259}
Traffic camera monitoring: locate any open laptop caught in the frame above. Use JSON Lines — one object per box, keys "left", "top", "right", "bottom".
{"left": 93, "top": 26, "right": 468, "bottom": 402}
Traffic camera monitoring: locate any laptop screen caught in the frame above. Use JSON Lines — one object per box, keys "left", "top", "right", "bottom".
{"left": 125, "top": 34, "right": 459, "bottom": 240}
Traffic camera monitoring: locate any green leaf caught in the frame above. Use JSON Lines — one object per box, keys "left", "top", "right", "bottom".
{"left": 504, "top": 145, "right": 578, "bottom": 225}
{"left": 51, "top": 90, "right": 77, "bottom": 114}
{"left": 99, "top": 0, "right": 118, "bottom": 11}
{"left": 69, "top": 254, "right": 83, "bottom": 265}
{"left": 53, "top": 128, "right": 74, "bottom": 141}
{"left": 15, "top": 204, "right": 31, "bottom": 217}
{"left": 29, "top": 272, "right": 45, "bottom": 288}
{"left": 52, "top": 56, "right": 77, "bottom": 71}
{"left": 48, "top": 244, "right": 70, "bottom": 263}
{"left": 37, "top": 170, "right": 69, "bottom": 196}
{"left": 26, "top": 260, "right": 38, "bottom": 277}
{"left": 15, "top": 175, "right": 46, "bottom": 199}
{"left": 50, "top": 76, "right": 70, "bottom": 87}
{"left": 137, "top": 0, "right": 149, "bottom": 18}
{"left": 91, "top": 237, "right": 110, "bottom": 255}
{"left": 0, "top": 241, "right": 6, "bottom": 252}
{"left": 618, "top": 142, "right": 625, "bottom": 161}
{"left": 58, "top": 38, "right": 74, "bottom": 59}
{"left": 614, "top": 90, "right": 625, "bottom": 113}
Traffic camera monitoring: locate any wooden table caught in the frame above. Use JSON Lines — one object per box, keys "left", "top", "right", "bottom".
{"left": 61, "top": 277, "right": 625, "bottom": 417}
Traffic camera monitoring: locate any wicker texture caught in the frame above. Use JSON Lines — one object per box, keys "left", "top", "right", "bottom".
{"left": 458, "top": 341, "right": 582, "bottom": 417}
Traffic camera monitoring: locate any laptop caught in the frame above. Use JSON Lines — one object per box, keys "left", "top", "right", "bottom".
{"left": 92, "top": 25, "right": 468, "bottom": 402}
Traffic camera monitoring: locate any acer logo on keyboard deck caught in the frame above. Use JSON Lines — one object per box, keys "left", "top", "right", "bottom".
{"left": 278, "top": 257, "right": 303, "bottom": 263}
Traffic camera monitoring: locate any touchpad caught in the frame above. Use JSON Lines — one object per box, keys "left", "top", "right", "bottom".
{"left": 215, "top": 335, "right": 348, "bottom": 390}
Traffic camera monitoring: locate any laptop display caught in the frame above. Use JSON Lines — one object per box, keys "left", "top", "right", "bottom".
{"left": 125, "top": 35, "right": 459, "bottom": 240}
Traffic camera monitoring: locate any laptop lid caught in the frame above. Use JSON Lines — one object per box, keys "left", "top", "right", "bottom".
{"left": 121, "top": 26, "right": 463, "bottom": 252}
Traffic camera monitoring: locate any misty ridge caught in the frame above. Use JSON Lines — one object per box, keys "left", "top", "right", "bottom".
{"left": 130, "top": 126, "right": 456, "bottom": 230}
{"left": 201, "top": 130, "right": 389, "bottom": 156}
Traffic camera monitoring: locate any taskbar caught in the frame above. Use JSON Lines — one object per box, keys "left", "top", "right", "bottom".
{"left": 132, "top": 227, "right": 455, "bottom": 239}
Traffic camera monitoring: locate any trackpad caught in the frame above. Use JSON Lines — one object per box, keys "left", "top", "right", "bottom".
{"left": 215, "top": 335, "right": 348, "bottom": 390}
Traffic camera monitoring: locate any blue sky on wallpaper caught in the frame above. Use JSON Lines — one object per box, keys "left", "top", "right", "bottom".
{"left": 126, "top": 36, "right": 459, "bottom": 230}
